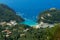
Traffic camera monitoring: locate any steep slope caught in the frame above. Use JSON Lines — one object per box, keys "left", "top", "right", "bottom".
{"left": 38, "top": 8, "right": 60, "bottom": 24}
{"left": 0, "top": 4, "right": 24, "bottom": 22}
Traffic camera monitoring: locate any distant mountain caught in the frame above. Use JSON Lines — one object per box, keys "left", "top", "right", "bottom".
{"left": 0, "top": 4, "right": 24, "bottom": 22}
{"left": 37, "top": 8, "right": 60, "bottom": 24}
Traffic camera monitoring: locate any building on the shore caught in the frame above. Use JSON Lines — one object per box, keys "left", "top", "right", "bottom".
{"left": 32, "top": 21, "right": 54, "bottom": 29}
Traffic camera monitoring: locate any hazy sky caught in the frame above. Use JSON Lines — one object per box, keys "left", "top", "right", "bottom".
{"left": 0, "top": 0, "right": 60, "bottom": 20}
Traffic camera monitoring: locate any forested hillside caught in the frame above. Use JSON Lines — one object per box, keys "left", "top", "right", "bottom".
{"left": 38, "top": 8, "right": 60, "bottom": 24}
{"left": 0, "top": 4, "right": 24, "bottom": 22}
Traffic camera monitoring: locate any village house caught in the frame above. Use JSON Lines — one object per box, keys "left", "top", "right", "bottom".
{"left": 0, "top": 20, "right": 17, "bottom": 26}
{"left": 33, "top": 21, "right": 54, "bottom": 29}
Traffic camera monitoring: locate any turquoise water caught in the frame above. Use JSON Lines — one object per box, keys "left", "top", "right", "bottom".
{"left": 21, "top": 19, "right": 38, "bottom": 26}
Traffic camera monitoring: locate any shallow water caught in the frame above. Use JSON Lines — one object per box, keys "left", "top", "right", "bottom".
{"left": 21, "top": 19, "right": 38, "bottom": 26}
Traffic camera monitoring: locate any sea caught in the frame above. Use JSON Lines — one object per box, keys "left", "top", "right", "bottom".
{"left": 0, "top": 0, "right": 60, "bottom": 26}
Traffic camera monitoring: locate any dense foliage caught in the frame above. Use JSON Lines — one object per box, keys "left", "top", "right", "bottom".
{"left": 38, "top": 8, "right": 60, "bottom": 24}
{"left": 0, "top": 24, "right": 31, "bottom": 40}
{"left": 0, "top": 23, "right": 60, "bottom": 40}
{"left": 0, "top": 4, "right": 24, "bottom": 22}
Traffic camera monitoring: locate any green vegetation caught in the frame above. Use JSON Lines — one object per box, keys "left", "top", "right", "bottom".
{"left": 0, "top": 23, "right": 31, "bottom": 40}
{"left": 0, "top": 4, "right": 24, "bottom": 22}
{"left": 0, "top": 23, "right": 60, "bottom": 40}
{"left": 38, "top": 8, "right": 60, "bottom": 24}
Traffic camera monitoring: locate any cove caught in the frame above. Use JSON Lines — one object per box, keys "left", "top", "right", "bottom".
{"left": 21, "top": 19, "right": 38, "bottom": 26}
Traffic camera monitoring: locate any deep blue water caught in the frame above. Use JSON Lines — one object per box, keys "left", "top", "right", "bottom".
{"left": 0, "top": 0, "right": 60, "bottom": 26}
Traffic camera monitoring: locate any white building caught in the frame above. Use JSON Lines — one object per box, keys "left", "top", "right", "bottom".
{"left": 20, "top": 34, "right": 25, "bottom": 37}
{"left": 33, "top": 21, "right": 54, "bottom": 29}
{"left": 0, "top": 20, "right": 17, "bottom": 26}
{"left": 47, "top": 14, "right": 51, "bottom": 16}
{"left": 23, "top": 28, "right": 29, "bottom": 32}
{"left": 7, "top": 23, "right": 12, "bottom": 26}
{"left": 39, "top": 23, "right": 54, "bottom": 28}
{"left": 10, "top": 20, "right": 17, "bottom": 25}
{"left": 41, "top": 16, "right": 44, "bottom": 19}
{"left": 49, "top": 8, "right": 56, "bottom": 10}
{"left": 0, "top": 22, "right": 6, "bottom": 25}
